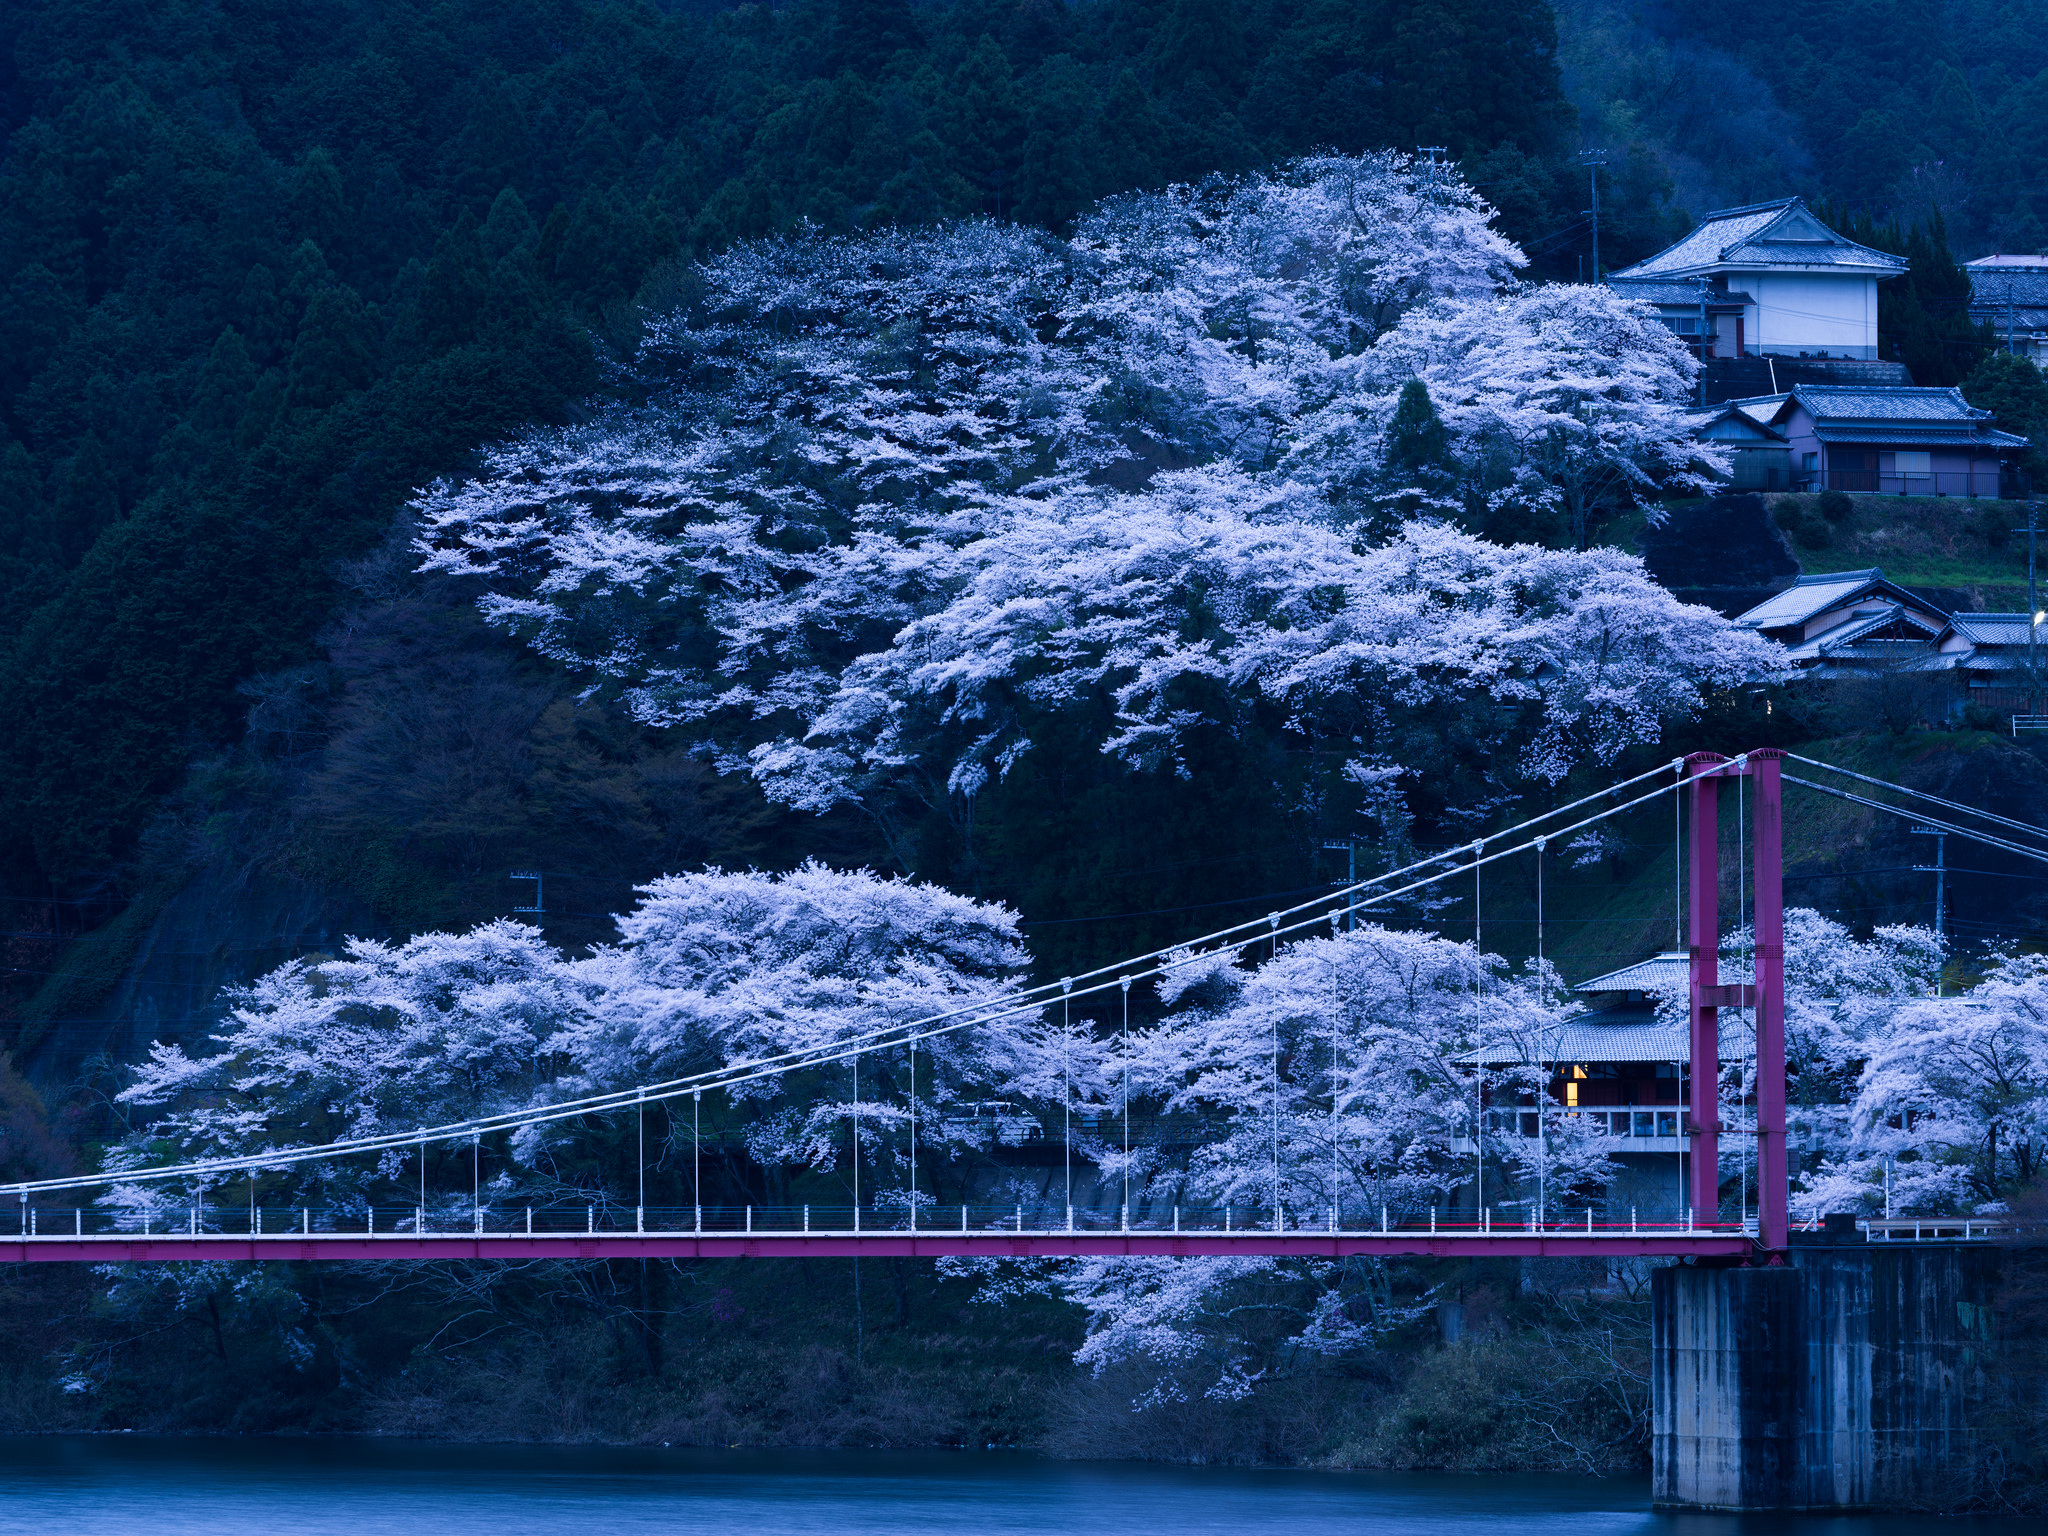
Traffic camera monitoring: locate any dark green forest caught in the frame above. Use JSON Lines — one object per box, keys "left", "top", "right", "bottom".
{"left": 2, "top": 0, "right": 2045, "bottom": 1082}
{"left": 0, "top": 0, "right": 1639, "bottom": 1058}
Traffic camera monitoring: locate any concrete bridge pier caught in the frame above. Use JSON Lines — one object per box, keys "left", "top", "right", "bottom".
{"left": 1652, "top": 1222, "right": 2002, "bottom": 1510}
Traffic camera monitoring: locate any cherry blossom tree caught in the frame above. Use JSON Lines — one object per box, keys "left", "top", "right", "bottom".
{"left": 103, "top": 866, "right": 1055, "bottom": 1220}
{"left": 414, "top": 152, "right": 1776, "bottom": 862}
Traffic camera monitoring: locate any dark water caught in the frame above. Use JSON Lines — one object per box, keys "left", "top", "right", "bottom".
{"left": 0, "top": 1438, "right": 2029, "bottom": 1535}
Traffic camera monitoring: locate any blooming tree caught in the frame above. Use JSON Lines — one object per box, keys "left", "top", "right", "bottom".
{"left": 104, "top": 865, "right": 1058, "bottom": 1220}
{"left": 415, "top": 153, "right": 1779, "bottom": 858}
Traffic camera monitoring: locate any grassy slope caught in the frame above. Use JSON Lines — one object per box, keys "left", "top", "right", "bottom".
{"left": 1473, "top": 731, "right": 2033, "bottom": 985}
{"left": 1773, "top": 492, "right": 2037, "bottom": 607}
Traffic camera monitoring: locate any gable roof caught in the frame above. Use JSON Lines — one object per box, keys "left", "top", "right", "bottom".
{"left": 1732, "top": 568, "right": 1949, "bottom": 632}
{"left": 1693, "top": 402, "right": 1788, "bottom": 442}
{"left": 1784, "top": 601, "right": 1944, "bottom": 663}
{"left": 1785, "top": 383, "right": 1991, "bottom": 421}
{"left": 1945, "top": 612, "right": 2040, "bottom": 647}
{"left": 1573, "top": 952, "right": 1689, "bottom": 996}
{"left": 1742, "top": 385, "right": 2031, "bottom": 450}
{"left": 1611, "top": 199, "right": 1908, "bottom": 282}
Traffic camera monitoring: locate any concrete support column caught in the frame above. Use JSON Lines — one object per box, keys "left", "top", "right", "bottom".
{"left": 1653, "top": 1236, "right": 2001, "bottom": 1510}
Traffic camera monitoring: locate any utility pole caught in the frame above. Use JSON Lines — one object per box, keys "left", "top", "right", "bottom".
{"left": 1909, "top": 827, "right": 1946, "bottom": 992}
{"left": 1695, "top": 274, "right": 1713, "bottom": 407}
{"left": 1579, "top": 150, "right": 1608, "bottom": 282}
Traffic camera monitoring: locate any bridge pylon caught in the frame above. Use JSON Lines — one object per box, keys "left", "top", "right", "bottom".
{"left": 1683, "top": 749, "right": 1786, "bottom": 1254}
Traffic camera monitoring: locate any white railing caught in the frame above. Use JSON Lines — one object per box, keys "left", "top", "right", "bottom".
{"left": 1858, "top": 1217, "right": 2028, "bottom": 1242}
{"left": 2011, "top": 715, "right": 2048, "bottom": 737}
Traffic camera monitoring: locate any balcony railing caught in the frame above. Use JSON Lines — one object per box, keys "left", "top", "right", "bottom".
{"left": 1818, "top": 469, "right": 2004, "bottom": 496}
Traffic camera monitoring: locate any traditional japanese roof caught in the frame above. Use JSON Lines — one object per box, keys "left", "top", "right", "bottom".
{"left": 1809, "top": 423, "right": 2029, "bottom": 448}
{"left": 1789, "top": 383, "right": 1992, "bottom": 421}
{"left": 1611, "top": 199, "right": 1907, "bottom": 282}
{"left": 1609, "top": 278, "right": 1756, "bottom": 308}
{"left": 1692, "top": 402, "right": 1787, "bottom": 442}
{"left": 1783, "top": 601, "right": 1943, "bottom": 663}
{"left": 1966, "top": 264, "right": 2048, "bottom": 325}
{"left": 1733, "top": 569, "right": 1942, "bottom": 632}
{"left": 1573, "top": 952, "right": 1689, "bottom": 997}
{"left": 1945, "top": 613, "right": 2040, "bottom": 647}
{"left": 1461, "top": 1018, "right": 1691, "bottom": 1067}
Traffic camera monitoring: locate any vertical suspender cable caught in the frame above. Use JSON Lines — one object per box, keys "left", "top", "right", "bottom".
{"left": 851, "top": 1050, "right": 860, "bottom": 1229}
{"left": 1120, "top": 976, "right": 1133, "bottom": 1225}
{"left": 909, "top": 1038, "right": 917, "bottom": 1228}
{"left": 474, "top": 1132, "right": 481, "bottom": 1229}
{"left": 1272, "top": 991, "right": 1282, "bottom": 1231}
{"left": 692, "top": 1089, "right": 701, "bottom": 1229}
{"left": 1062, "top": 981, "right": 1075, "bottom": 1215}
{"left": 636, "top": 1090, "right": 645, "bottom": 1230}
{"left": 1473, "top": 837, "right": 1484, "bottom": 1222}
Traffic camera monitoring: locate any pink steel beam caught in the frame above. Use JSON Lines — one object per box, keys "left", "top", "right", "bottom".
{"left": 1686, "top": 752, "right": 1726, "bottom": 1222}
{"left": 1750, "top": 749, "right": 1788, "bottom": 1252}
{"left": 0, "top": 1232, "right": 1759, "bottom": 1264}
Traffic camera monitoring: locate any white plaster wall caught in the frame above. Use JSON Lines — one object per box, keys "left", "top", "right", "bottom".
{"left": 1744, "top": 271, "right": 1879, "bottom": 357}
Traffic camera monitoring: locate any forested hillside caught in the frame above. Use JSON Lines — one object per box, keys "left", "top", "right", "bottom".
{"left": 2, "top": 0, "right": 2042, "bottom": 1070}
{"left": 1562, "top": 0, "right": 2048, "bottom": 254}
{"left": 0, "top": 0, "right": 1628, "bottom": 946}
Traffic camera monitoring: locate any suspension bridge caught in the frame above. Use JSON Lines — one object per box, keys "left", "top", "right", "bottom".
{"left": 6, "top": 747, "right": 2040, "bottom": 1269}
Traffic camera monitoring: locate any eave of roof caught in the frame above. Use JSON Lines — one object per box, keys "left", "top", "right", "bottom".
{"left": 1610, "top": 199, "right": 1906, "bottom": 281}
{"left": 1811, "top": 424, "right": 2028, "bottom": 448}
{"left": 1787, "top": 384, "right": 1991, "bottom": 422}
{"left": 1733, "top": 569, "right": 1938, "bottom": 629}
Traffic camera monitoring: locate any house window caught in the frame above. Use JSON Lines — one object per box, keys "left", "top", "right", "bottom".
{"left": 1896, "top": 450, "right": 1931, "bottom": 478}
{"left": 1803, "top": 452, "right": 1819, "bottom": 471}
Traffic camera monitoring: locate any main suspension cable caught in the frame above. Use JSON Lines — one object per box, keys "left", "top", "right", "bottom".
{"left": 39, "top": 757, "right": 1725, "bottom": 1199}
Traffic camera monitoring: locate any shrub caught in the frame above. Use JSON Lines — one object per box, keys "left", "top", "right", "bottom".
{"left": 1817, "top": 489, "right": 1855, "bottom": 522}
{"left": 1975, "top": 505, "right": 2016, "bottom": 551}
{"left": 1795, "top": 511, "right": 1833, "bottom": 549}
{"left": 1772, "top": 497, "right": 1804, "bottom": 530}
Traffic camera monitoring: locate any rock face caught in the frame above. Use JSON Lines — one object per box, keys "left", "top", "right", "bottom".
{"left": 1637, "top": 495, "right": 1799, "bottom": 617}
{"left": 1652, "top": 1231, "right": 2004, "bottom": 1510}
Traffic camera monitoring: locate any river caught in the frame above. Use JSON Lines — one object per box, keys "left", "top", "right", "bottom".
{"left": 0, "top": 1437, "right": 2028, "bottom": 1534}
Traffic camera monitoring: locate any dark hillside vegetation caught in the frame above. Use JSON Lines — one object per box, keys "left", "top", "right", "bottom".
{"left": 0, "top": 0, "right": 1601, "bottom": 979}
{"left": 1559, "top": 0, "right": 2048, "bottom": 259}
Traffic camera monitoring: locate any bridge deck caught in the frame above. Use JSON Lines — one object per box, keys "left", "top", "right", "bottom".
{"left": 3, "top": 1229, "right": 1759, "bottom": 1262}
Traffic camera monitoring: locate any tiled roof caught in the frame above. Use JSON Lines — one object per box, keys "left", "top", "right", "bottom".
{"left": 1610, "top": 278, "right": 1756, "bottom": 307}
{"left": 1948, "top": 613, "right": 2040, "bottom": 646}
{"left": 1785, "top": 604, "right": 1942, "bottom": 662}
{"left": 1809, "top": 424, "right": 2029, "bottom": 448}
{"left": 1790, "top": 384, "right": 1990, "bottom": 421}
{"left": 1968, "top": 268, "right": 2048, "bottom": 310}
{"left": 1733, "top": 569, "right": 1892, "bottom": 629}
{"left": 1611, "top": 199, "right": 1907, "bottom": 280}
{"left": 1573, "top": 953, "right": 1689, "bottom": 995}
{"left": 1731, "top": 393, "right": 1790, "bottom": 425}
{"left": 1461, "top": 1018, "right": 1692, "bottom": 1066}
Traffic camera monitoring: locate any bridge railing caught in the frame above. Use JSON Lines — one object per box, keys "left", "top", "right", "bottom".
{"left": 9, "top": 1200, "right": 1750, "bottom": 1241}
